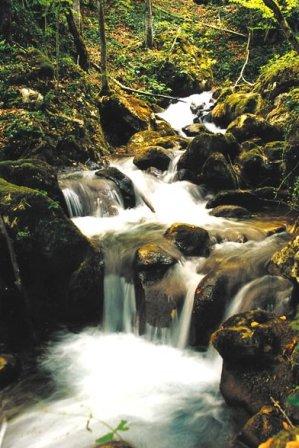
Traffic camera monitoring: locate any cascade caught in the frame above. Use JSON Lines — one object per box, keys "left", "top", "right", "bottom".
{"left": 2, "top": 92, "right": 289, "bottom": 448}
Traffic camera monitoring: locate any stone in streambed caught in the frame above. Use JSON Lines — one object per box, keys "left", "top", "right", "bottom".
{"left": 164, "top": 223, "right": 210, "bottom": 257}
{"left": 209, "top": 205, "right": 251, "bottom": 219}
{"left": 269, "top": 236, "right": 299, "bottom": 284}
{"left": 227, "top": 114, "right": 282, "bottom": 143}
{"left": 211, "top": 92, "right": 262, "bottom": 127}
{"left": 133, "top": 146, "right": 171, "bottom": 171}
{"left": 95, "top": 166, "right": 136, "bottom": 209}
{"left": 212, "top": 310, "right": 297, "bottom": 415}
{"left": 200, "top": 152, "right": 238, "bottom": 191}
{"left": 182, "top": 123, "right": 207, "bottom": 137}
{"left": 134, "top": 243, "right": 178, "bottom": 284}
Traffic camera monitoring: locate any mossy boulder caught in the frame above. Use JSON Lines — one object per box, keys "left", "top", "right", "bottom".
{"left": 133, "top": 146, "right": 171, "bottom": 171}
{"left": 212, "top": 310, "right": 297, "bottom": 416}
{"left": 126, "top": 129, "right": 188, "bottom": 155}
{"left": 263, "top": 141, "right": 285, "bottom": 162}
{"left": 182, "top": 123, "right": 207, "bottom": 137}
{"left": 209, "top": 205, "right": 251, "bottom": 219}
{"left": 266, "top": 89, "right": 299, "bottom": 138}
{"left": 239, "top": 149, "right": 282, "bottom": 188}
{"left": 177, "top": 132, "right": 239, "bottom": 174}
{"left": 0, "top": 159, "right": 65, "bottom": 207}
{"left": 255, "top": 51, "right": 299, "bottom": 101}
{"left": 269, "top": 236, "right": 299, "bottom": 285}
{"left": 100, "top": 93, "right": 151, "bottom": 146}
{"left": 95, "top": 166, "right": 136, "bottom": 209}
{"left": 164, "top": 223, "right": 210, "bottom": 257}
{"left": 259, "top": 427, "right": 299, "bottom": 448}
{"left": 211, "top": 92, "right": 262, "bottom": 127}
{"left": 201, "top": 152, "right": 238, "bottom": 191}
{"left": 134, "top": 243, "right": 178, "bottom": 284}
{"left": 227, "top": 114, "right": 283, "bottom": 143}
{"left": 0, "top": 178, "right": 104, "bottom": 347}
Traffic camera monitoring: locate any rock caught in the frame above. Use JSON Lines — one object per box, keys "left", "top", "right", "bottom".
{"left": 209, "top": 205, "right": 251, "bottom": 219}
{"left": 20, "top": 87, "right": 43, "bottom": 105}
{"left": 177, "top": 132, "right": 239, "bottom": 174}
{"left": 255, "top": 52, "right": 299, "bottom": 100}
{"left": 95, "top": 167, "right": 136, "bottom": 209}
{"left": 258, "top": 427, "right": 299, "bottom": 448}
{"left": 134, "top": 243, "right": 178, "bottom": 284}
{"left": 206, "top": 189, "right": 286, "bottom": 212}
{"left": 0, "top": 354, "right": 21, "bottom": 388}
{"left": 133, "top": 146, "right": 171, "bottom": 171}
{"left": 283, "top": 141, "right": 299, "bottom": 186}
{"left": 227, "top": 114, "right": 283, "bottom": 143}
{"left": 237, "top": 406, "right": 284, "bottom": 448}
{"left": 182, "top": 123, "right": 207, "bottom": 137}
{"left": 269, "top": 236, "right": 299, "bottom": 284}
{"left": 175, "top": 168, "right": 199, "bottom": 184}
{"left": 239, "top": 150, "right": 282, "bottom": 188}
{"left": 127, "top": 130, "right": 188, "bottom": 155}
{"left": 100, "top": 93, "right": 151, "bottom": 146}
{"left": 263, "top": 141, "right": 285, "bottom": 162}
{"left": 164, "top": 224, "right": 210, "bottom": 257}
{"left": 267, "top": 89, "right": 299, "bottom": 138}
{"left": 200, "top": 152, "right": 238, "bottom": 191}
{"left": 212, "top": 310, "right": 297, "bottom": 415}
{"left": 0, "top": 178, "right": 104, "bottom": 348}
{"left": 0, "top": 159, "right": 66, "bottom": 209}
{"left": 211, "top": 92, "right": 262, "bottom": 127}
{"left": 54, "top": 137, "right": 89, "bottom": 166}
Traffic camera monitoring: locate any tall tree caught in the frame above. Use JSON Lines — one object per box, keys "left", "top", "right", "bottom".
{"left": 145, "top": 0, "right": 154, "bottom": 49}
{"left": 97, "top": 0, "right": 110, "bottom": 94}
{"left": 66, "top": 7, "right": 90, "bottom": 70}
{"left": 261, "top": 0, "right": 299, "bottom": 53}
{"left": 0, "top": 0, "right": 12, "bottom": 40}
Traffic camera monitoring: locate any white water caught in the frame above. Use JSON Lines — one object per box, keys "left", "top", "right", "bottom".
{"left": 3, "top": 92, "right": 289, "bottom": 448}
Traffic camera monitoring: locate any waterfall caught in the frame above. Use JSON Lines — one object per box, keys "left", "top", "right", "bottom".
{"left": 3, "top": 91, "right": 288, "bottom": 448}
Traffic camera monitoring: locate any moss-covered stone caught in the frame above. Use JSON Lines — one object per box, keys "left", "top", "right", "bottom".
{"left": 269, "top": 236, "right": 299, "bottom": 284}
{"left": 212, "top": 92, "right": 263, "bottom": 127}
{"left": 227, "top": 114, "right": 283, "bottom": 143}
{"left": 164, "top": 223, "right": 210, "bottom": 257}
{"left": 133, "top": 146, "right": 171, "bottom": 171}
{"left": 258, "top": 427, "right": 299, "bottom": 448}
{"left": 126, "top": 129, "right": 188, "bottom": 155}
{"left": 135, "top": 243, "right": 178, "bottom": 284}
{"left": 201, "top": 151, "right": 238, "bottom": 191}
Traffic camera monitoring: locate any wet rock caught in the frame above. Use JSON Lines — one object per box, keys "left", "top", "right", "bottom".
{"left": 239, "top": 150, "right": 282, "bottom": 188}
{"left": 95, "top": 167, "right": 136, "bottom": 209}
{"left": 211, "top": 92, "right": 262, "bottom": 127}
{"left": 182, "top": 123, "right": 207, "bottom": 137}
{"left": 55, "top": 137, "right": 89, "bottom": 165}
{"left": 200, "top": 152, "right": 238, "bottom": 191}
{"left": 0, "top": 159, "right": 66, "bottom": 209}
{"left": 100, "top": 93, "right": 151, "bottom": 146}
{"left": 127, "top": 129, "right": 188, "bottom": 155}
{"left": 177, "top": 132, "right": 239, "bottom": 174}
{"left": 142, "top": 286, "right": 179, "bottom": 328}
{"left": 0, "top": 178, "right": 104, "bottom": 348}
{"left": 134, "top": 243, "right": 178, "bottom": 284}
{"left": 269, "top": 236, "right": 299, "bottom": 284}
{"left": 164, "top": 223, "right": 210, "bottom": 257}
{"left": 206, "top": 189, "right": 286, "bottom": 212}
{"left": 133, "top": 146, "right": 171, "bottom": 171}
{"left": 258, "top": 427, "right": 299, "bottom": 448}
{"left": 283, "top": 141, "right": 299, "bottom": 186}
{"left": 263, "top": 141, "right": 285, "bottom": 162}
{"left": 209, "top": 205, "right": 251, "bottom": 219}
{"left": 227, "top": 114, "right": 283, "bottom": 143}
{"left": 266, "top": 89, "right": 299, "bottom": 139}
{"left": 212, "top": 310, "right": 297, "bottom": 415}
{"left": 236, "top": 406, "right": 284, "bottom": 448}
{"left": 0, "top": 354, "right": 21, "bottom": 388}
{"left": 175, "top": 169, "right": 199, "bottom": 184}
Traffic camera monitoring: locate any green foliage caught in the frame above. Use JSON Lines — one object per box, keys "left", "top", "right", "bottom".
{"left": 95, "top": 420, "right": 129, "bottom": 446}
{"left": 230, "top": 0, "right": 298, "bottom": 19}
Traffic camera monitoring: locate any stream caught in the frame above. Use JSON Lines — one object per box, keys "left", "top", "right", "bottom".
{"left": 1, "top": 92, "right": 293, "bottom": 448}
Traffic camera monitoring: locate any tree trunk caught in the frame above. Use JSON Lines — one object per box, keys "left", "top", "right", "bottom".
{"left": 0, "top": 0, "right": 12, "bottom": 40}
{"left": 145, "top": 0, "right": 154, "bottom": 49}
{"left": 262, "top": 0, "right": 299, "bottom": 53}
{"left": 67, "top": 9, "right": 90, "bottom": 71}
{"left": 97, "top": 0, "right": 110, "bottom": 94}
{"left": 73, "top": 0, "right": 81, "bottom": 31}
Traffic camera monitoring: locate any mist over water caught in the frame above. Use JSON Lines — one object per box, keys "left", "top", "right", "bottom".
{"left": 2, "top": 92, "right": 289, "bottom": 448}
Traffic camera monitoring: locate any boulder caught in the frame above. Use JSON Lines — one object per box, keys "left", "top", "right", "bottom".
{"left": 236, "top": 406, "right": 284, "bottom": 448}
{"left": 211, "top": 92, "right": 262, "bottom": 127}
{"left": 258, "top": 427, "right": 299, "bottom": 448}
{"left": 239, "top": 150, "right": 282, "bottom": 188}
{"left": 182, "top": 123, "right": 207, "bottom": 137}
{"left": 175, "top": 169, "right": 199, "bottom": 184}
{"left": 201, "top": 152, "right": 238, "bottom": 191}
{"left": 177, "top": 132, "right": 239, "bottom": 174}
{"left": 95, "top": 167, "right": 136, "bottom": 209}
{"left": 127, "top": 130, "right": 188, "bottom": 155}
{"left": 209, "top": 205, "right": 251, "bottom": 219}
{"left": 0, "top": 178, "right": 104, "bottom": 348}
{"left": 164, "top": 224, "right": 210, "bottom": 257}
{"left": 227, "top": 114, "right": 283, "bottom": 143}
{"left": 0, "top": 159, "right": 66, "bottom": 209}
{"left": 134, "top": 243, "right": 178, "bottom": 284}
{"left": 133, "top": 146, "right": 171, "bottom": 171}
{"left": 266, "top": 89, "right": 299, "bottom": 137}
{"left": 0, "top": 354, "right": 21, "bottom": 388}
{"left": 212, "top": 310, "right": 297, "bottom": 415}
{"left": 263, "top": 141, "right": 285, "bottom": 162}
{"left": 100, "top": 93, "right": 151, "bottom": 146}
{"left": 269, "top": 236, "right": 299, "bottom": 285}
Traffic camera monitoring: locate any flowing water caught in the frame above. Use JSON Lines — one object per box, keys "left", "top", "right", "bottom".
{"left": 2, "top": 92, "right": 292, "bottom": 448}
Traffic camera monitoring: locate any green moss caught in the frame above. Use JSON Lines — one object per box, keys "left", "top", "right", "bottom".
{"left": 212, "top": 92, "right": 263, "bottom": 126}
